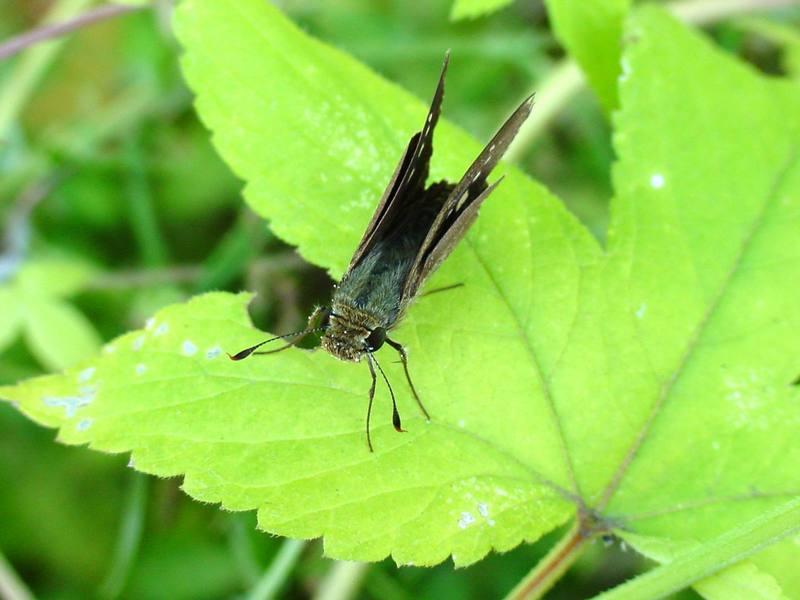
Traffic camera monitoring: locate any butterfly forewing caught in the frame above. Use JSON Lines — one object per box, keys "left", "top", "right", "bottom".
{"left": 346, "top": 53, "right": 450, "bottom": 272}
{"left": 400, "top": 94, "right": 535, "bottom": 301}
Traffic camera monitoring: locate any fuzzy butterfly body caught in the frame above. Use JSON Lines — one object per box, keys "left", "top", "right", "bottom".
{"left": 231, "top": 53, "right": 534, "bottom": 451}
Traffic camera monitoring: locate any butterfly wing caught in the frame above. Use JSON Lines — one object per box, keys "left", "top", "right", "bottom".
{"left": 401, "top": 94, "right": 535, "bottom": 300}
{"left": 346, "top": 53, "right": 450, "bottom": 272}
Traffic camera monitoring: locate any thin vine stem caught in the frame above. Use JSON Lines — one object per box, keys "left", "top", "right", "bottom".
{"left": 0, "top": 0, "right": 89, "bottom": 135}
{"left": 0, "top": 3, "right": 148, "bottom": 61}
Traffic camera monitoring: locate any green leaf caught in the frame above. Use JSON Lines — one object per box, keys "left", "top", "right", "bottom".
{"left": 0, "top": 259, "right": 100, "bottom": 369}
{"left": 1, "top": 292, "right": 574, "bottom": 566}
{"left": 544, "top": 0, "right": 630, "bottom": 111}
{"left": 3, "top": 0, "right": 800, "bottom": 575}
{"left": 450, "top": 0, "right": 515, "bottom": 20}
{"left": 594, "top": 498, "right": 800, "bottom": 600}
{"left": 23, "top": 299, "right": 102, "bottom": 371}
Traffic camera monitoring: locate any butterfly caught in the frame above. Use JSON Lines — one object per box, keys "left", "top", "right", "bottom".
{"left": 231, "top": 53, "right": 534, "bottom": 451}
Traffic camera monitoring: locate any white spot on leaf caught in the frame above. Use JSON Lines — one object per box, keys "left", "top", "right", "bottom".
{"left": 132, "top": 335, "right": 145, "bottom": 351}
{"left": 77, "top": 418, "right": 92, "bottom": 431}
{"left": 145, "top": 317, "right": 155, "bottom": 330}
{"left": 457, "top": 512, "right": 476, "bottom": 529}
{"left": 182, "top": 340, "right": 197, "bottom": 356}
{"left": 206, "top": 346, "right": 221, "bottom": 359}
{"left": 635, "top": 303, "right": 647, "bottom": 319}
{"left": 78, "top": 367, "right": 95, "bottom": 383}
{"left": 43, "top": 392, "right": 93, "bottom": 418}
{"left": 477, "top": 502, "right": 495, "bottom": 526}
{"left": 135, "top": 363, "right": 147, "bottom": 376}
{"left": 650, "top": 173, "right": 665, "bottom": 189}
{"left": 154, "top": 322, "right": 169, "bottom": 336}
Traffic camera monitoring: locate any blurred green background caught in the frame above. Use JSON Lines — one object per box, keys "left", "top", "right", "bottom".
{"left": 1, "top": 1, "right": 797, "bottom": 598}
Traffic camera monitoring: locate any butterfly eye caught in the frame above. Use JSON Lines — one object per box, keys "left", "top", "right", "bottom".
{"left": 317, "top": 307, "right": 332, "bottom": 329}
{"left": 365, "top": 327, "right": 386, "bottom": 352}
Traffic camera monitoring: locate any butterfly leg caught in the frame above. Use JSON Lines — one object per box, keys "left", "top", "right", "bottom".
{"left": 385, "top": 337, "right": 430, "bottom": 421}
{"left": 420, "top": 282, "right": 464, "bottom": 298}
{"left": 364, "top": 354, "right": 378, "bottom": 452}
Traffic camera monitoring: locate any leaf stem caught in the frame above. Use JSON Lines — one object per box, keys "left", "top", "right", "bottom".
{"left": 0, "top": 548, "right": 34, "bottom": 600}
{"left": 98, "top": 473, "right": 149, "bottom": 599}
{"left": 503, "top": 523, "right": 589, "bottom": 600}
{"left": 504, "top": 61, "right": 584, "bottom": 162}
{"left": 245, "top": 539, "right": 306, "bottom": 600}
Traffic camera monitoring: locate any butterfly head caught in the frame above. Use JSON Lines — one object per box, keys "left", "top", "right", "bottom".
{"left": 321, "top": 308, "right": 386, "bottom": 362}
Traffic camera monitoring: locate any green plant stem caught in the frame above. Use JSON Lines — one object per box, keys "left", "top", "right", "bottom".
{"left": 0, "top": 548, "right": 34, "bottom": 600}
{"left": 245, "top": 539, "right": 306, "bottom": 600}
{"left": 591, "top": 498, "right": 800, "bottom": 600}
{"left": 124, "top": 131, "right": 169, "bottom": 267}
{"left": 98, "top": 473, "right": 149, "bottom": 599}
{"left": 0, "top": 0, "right": 95, "bottom": 136}
{"left": 228, "top": 515, "right": 261, "bottom": 587}
{"left": 314, "top": 561, "right": 369, "bottom": 600}
{"left": 504, "top": 523, "right": 588, "bottom": 600}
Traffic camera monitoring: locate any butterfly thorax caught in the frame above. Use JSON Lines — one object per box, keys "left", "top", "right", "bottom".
{"left": 321, "top": 304, "right": 382, "bottom": 362}
{"left": 332, "top": 181, "right": 454, "bottom": 333}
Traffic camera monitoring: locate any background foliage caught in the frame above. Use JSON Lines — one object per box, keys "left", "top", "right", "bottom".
{"left": 1, "top": 1, "right": 799, "bottom": 599}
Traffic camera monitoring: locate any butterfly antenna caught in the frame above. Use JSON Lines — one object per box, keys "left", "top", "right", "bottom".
{"left": 227, "top": 327, "right": 326, "bottom": 361}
